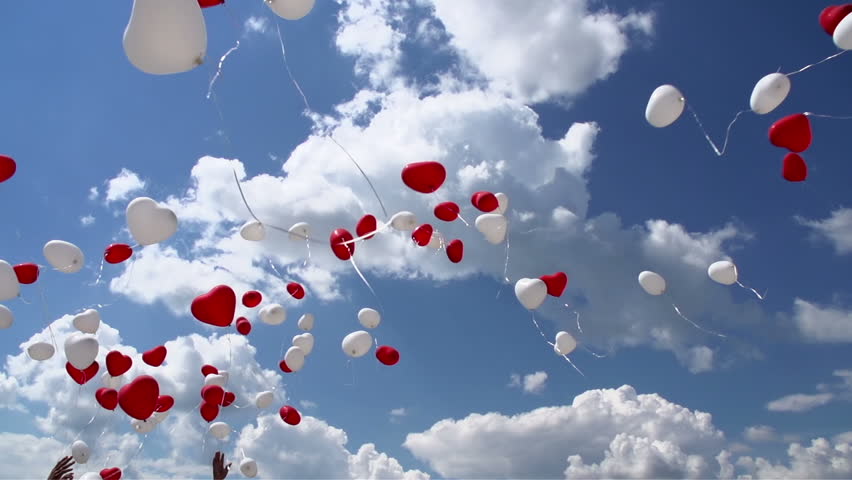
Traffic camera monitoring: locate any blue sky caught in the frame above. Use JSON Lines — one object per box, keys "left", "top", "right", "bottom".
{"left": 2, "top": 1, "right": 852, "bottom": 478}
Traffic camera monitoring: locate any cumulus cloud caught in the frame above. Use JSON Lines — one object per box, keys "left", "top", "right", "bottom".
{"left": 744, "top": 425, "right": 779, "bottom": 443}
{"left": 797, "top": 208, "right": 852, "bottom": 255}
{"left": 80, "top": 214, "right": 95, "bottom": 226}
{"left": 793, "top": 298, "right": 852, "bottom": 343}
{"left": 509, "top": 371, "right": 548, "bottom": 394}
{"left": 244, "top": 16, "right": 270, "bottom": 36}
{"left": 105, "top": 168, "right": 146, "bottom": 204}
{"left": 336, "top": 0, "right": 408, "bottom": 87}
{"left": 767, "top": 393, "right": 834, "bottom": 413}
{"left": 737, "top": 437, "right": 852, "bottom": 479}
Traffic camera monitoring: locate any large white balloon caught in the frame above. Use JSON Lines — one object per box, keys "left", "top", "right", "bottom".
{"left": 288, "top": 222, "right": 311, "bottom": 241}
{"left": 638, "top": 271, "right": 666, "bottom": 296}
{"left": 514, "top": 278, "right": 547, "bottom": 310}
{"left": 358, "top": 308, "right": 381, "bottom": 329}
{"left": 64, "top": 333, "right": 99, "bottom": 370}
{"left": 266, "top": 0, "right": 315, "bottom": 20}
{"left": 204, "top": 374, "right": 227, "bottom": 388}
{"left": 126, "top": 197, "right": 178, "bottom": 246}
{"left": 390, "top": 211, "right": 418, "bottom": 231}
{"left": 240, "top": 457, "right": 259, "bottom": 478}
{"left": 475, "top": 213, "right": 508, "bottom": 244}
{"left": 835, "top": 14, "right": 852, "bottom": 50}
{"left": 208, "top": 421, "right": 231, "bottom": 439}
{"left": 102, "top": 371, "right": 124, "bottom": 390}
{"left": 72, "top": 309, "right": 101, "bottom": 334}
{"left": 292, "top": 333, "right": 315, "bottom": 356}
{"left": 707, "top": 260, "right": 737, "bottom": 286}
{"left": 123, "top": 0, "right": 207, "bottom": 75}
{"left": 0, "top": 260, "right": 20, "bottom": 301}
{"left": 749, "top": 73, "right": 791, "bottom": 115}
{"left": 43, "top": 240, "right": 84, "bottom": 273}
{"left": 284, "top": 346, "right": 306, "bottom": 372}
{"left": 255, "top": 391, "right": 274, "bottom": 409}
{"left": 0, "top": 305, "right": 12, "bottom": 329}
{"left": 240, "top": 220, "right": 266, "bottom": 241}
{"left": 71, "top": 440, "right": 91, "bottom": 464}
{"left": 341, "top": 330, "right": 373, "bottom": 358}
{"left": 554, "top": 331, "right": 577, "bottom": 356}
{"left": 131, "top": 418, "right": 156, "bottom": 434}
{"left": 27, "top": 342, "right": 55, "bottom": 361}
{"left": 495, "top": 192, "right": 510, "bottom": 214}
{"left": 260, "top": 304, "right": 286, "bottom": 325}
{"left": 297, "top": 313, "right": 315, "bottom": 331}
{"left": 645, "top": 84, "right": 685, "bottom": 128}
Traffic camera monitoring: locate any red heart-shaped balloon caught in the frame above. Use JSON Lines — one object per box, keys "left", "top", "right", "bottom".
{"left": 200, "top": 402, "right": 219, "bottom": 422}
{"left": 12, "top": 263, "right": 39, "bottom": 285}
{"left": 434, "top": 202, "right": 460, "bottom": 222}
{"left": 287, "top": 282, "right": 306, "bottom": 300}
{"left": 401, "top": 161, "right": 447, "bottom": 194}
{"left": 201, "top": 364, "right": 219, "bottom": 377}
{"left": 236, "top": 317, "right": 252, "bottom": 335}
{"left": 412, "top": 224, "right": 433, "bottom": 247}
{"left": 155, "top": 394, "right": 174, "bottom": 412}
{"left": 0, "top": 155, "right": 16, "bottom": 183}
{"left": 769, "top": 113, "right": 812, "bottom": 153}
{"left": 279, "top": 405, "right": 302, "bottom": 425}
{"left": 330, "top": 228, "right": 355, "bottom": 261}
{"left": 106, "top": 351, "right": 132, "bottom": 377}
{"left": 201, "top": 385, "right": 225, "bottom": 405}
{"left": 191, "top": 285, "right": 236, "bottom": 327}
{"left": 222, "top": 391, "right": 236, "bottom": 407}
{"left": 540, "top": 272, "right": 569, "bottom": 297}
{"left": 100, "top": 467, "right": 122, "bottom": 480}
{"left": 471, "top": 191, "right": 499, "bottom": 212}
{"left": 142, "top": 345, "right": 167, "bottom": 367}
{"left": 820, "top": 4, "right": 852, "bottom": 35}
{"left": 782, "top": 153, "right": 808, "bottom": 182}
{"left": 66, "top": 361, "right": 99, "bottom": 385}
{"left": 279, "top": 360, "right": 292, "bottom": 373}
{"left": 376, "top": 345, "right": 400, "bottom": 366}
{"left": 242, "top": 290, "right": 262, "bottom": 308}
{"left": 104, "top": 244, "right": 133, "bottom": 264}
{"left": 356, "top": 214, "right": 378, "bottom": 239}
{"left": 446, "top": 239, "right": 464, "bottom": 263}
{"left": 96, "top": 388, "right": 118, "bottom": 410}
{"left": 199, "top": 0, "right": 225, "bottom": 8}
{"left": 118, "top": 375, "right": 160, "bottom": 420}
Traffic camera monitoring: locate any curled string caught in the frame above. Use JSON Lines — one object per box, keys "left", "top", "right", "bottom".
{"left": 686, "top": 105, "right": 750, "bottom": 157}
{"left": 565, "top": 306, "right": 583, "bottom": 334}
{"left": 91, "top": 257, "right": 106, "bottom": 286}
{"left": 670, "top": 301, "right": 726, "bottom": 338}
{"left": 206, "top": 41, "right": 241, "bottom": 100}
{"left": 786, "top": 50, "right": 847, "bottom": 76}
{"left": 736, "top": 280, "right": 766, "bottom": 300}
{"left": 304, "top": 237, "right": 311, "bottom": 266}
{"left": 498, "top": 222, "right": 511, "bottom": 294}
{"left": 804, "top": 111, "right": 852, "bottom": 120}
{"left": 581, "top": 345, "right": 607, "bottom": 359}
{"left": 266, "top": 258, "right": 292, "bottom": 284}
{"left": 529, "top": 313, "right": 585, "bottom": 376}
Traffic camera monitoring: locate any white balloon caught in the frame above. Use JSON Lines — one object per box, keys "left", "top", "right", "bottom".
{"left": 240, "top": 220, "right": 266, "bottom": 241}
{"left": 43, "top": 240, "right": 84, "bottom": 273}
{"left": 240, "top": 457, "right": 259, "bottom": 478}
{"left": 297, "top": 313, "right": 315, "bottom": 331}
{"left": 123, "top": 0, "right": 207, "bottom": 75}
{"left": 645, "top": 84, "right": 685, "bottom": 128}
{"left": 554, "top": 331, "right": 577, "bottom": 356}
{"left": 341, "top": 330, "right": 373, "bottom": 358}
{"left": 0, "top": 305, "right": 12, "bottom": 329}
{"left": 284, "top": 346, "right": 306, "bottom": 372}
{"left": 204, "top": 374, "right": 227, "bottom": 388}
{"left": 260, "top": 304, "right": 286, "bottom": 325}
{"left": 708, "top": 260, "right": 738, "bottom": 286}
{"left": 638, "top": 271, "right": 666, "bottom": 296}
{"left": 64, "top": 333, "right": 99, "bottom": 370}
{"left": 131, "top": 417, "right": 156, "bottom": 434}
{"left": 427, "top": 232, "right": 443, "bottom": 249}
{"left": 217, "top": 370, "right": 230, "bottom": 385}
{"left": 475, "top": 213, "right": 508, "bottom": 244}
{"left": 292, "top": 333, "right": 315, "bottom": 356}
{"left": 358, "top": 308, "right": 381, "bottom": 329}
{"left": 102, "top": 371, "right": 124, "bottom": 390}
{"left": 208, "top": 421, "right": 231, "bottom": 439}
{"left": 835, "top": 13, "right": 852, "bottom": 50}
{"left": 288, "top": 222, "right": 311, "bottom": 241}
{"left": 266, "top": 0, "right": 315, "bottom": 20}
{"left": 255, "top": 391, "right": 274, "bottom": 409}
{"left": 151, "top": 410, "right": 170, "bottom": 424}
{"left": 495, "top": 192, "right": 510, "bottom": 214}
{"left": 80, "top": 473, "right": 101, "bottom": 480}
{"left": 27, "top": 342, "right": 55, "bottom": 361}
{"left": 749, "top": 73, "right": 791, "bottom": 115}
{"left": 0, "top": 260, "right": 20, "bottom": 301}
{"left": 390, "top": 211, "right": 418, "bottom": 231}
{"left": 126, "top": 197, "right": 178, "bottom": 246}
{"left": 71, "top": 440, "right": 90, "bottom": 464}
{"left": 72, "top": 309, "right": 101, "bottom": 334}
{"left": 514, "top": 278, "right": 547, "bottom": 310}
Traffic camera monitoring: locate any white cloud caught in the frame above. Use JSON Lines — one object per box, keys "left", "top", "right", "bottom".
{"left": 336, "top": 0, "right": 407, "bottom": 87}
{"left": 80, "top": 214, "right": 95, "bottom": 226}
{"left": 508, "top": 371, "right": 548, "bottom": 394}
{"left": 300, "top": 399, "right": 318, "bottom": 409}
{"left": 88, "top": 186, "right": 99, "bottom": 201}
{"left": 744, "top": 425, "right": 779, "bottom": 443}
{"left": 766, "top": 393, "right": 834, "bottom": 413}
{"left": 793, "top": 298, "right": 852, "bottom": 343}
{"left": 736, "top": 437, "right": 852, "bottom": 479}
{"left": 105, "top": 168, "right": 146, "bottom": 204}
{"left": 244, "top": 16, "right": 270, "bottom": 36}
{"left": 797, "top": 208, "right": 852, "bottom": 255}
{"left": 390, "top": 407, "right": 407, "bottom": 417}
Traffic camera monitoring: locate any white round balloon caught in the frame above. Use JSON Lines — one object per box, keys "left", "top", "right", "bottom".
{"left": 475, "top": 213, "right": 508, "bottom": 244}
{"left": 255, "top": 390, "right": 274, "bottom": 409}
{"left": 284, "top": 346, "right": 306, "bottom": 372}
{"left": 126, "top": 197, "right": 178, "bottom": 246}
{"left": 0, "top": 305, "right": 12, "bottom": 329}
{"left": 358, "top": 308, "right": 381, "bottom": 329}
{"left": 0, "top": 260, "right": 20, "bottom": 301}
{"left": 64, "top": 333, "right": 99, "bottom": 370}
{"left": 514, "top": 278, "right": 547, "bottom": 310}
{"left": 208, "top": 421, "right": 231, "bottom": 439}
{"left": 80, "top": 473, "right": 101, "bottom": 480}
{"left": 260, "top": 304, "right": 286, "bottom": 325}
{"left": 131, "top": 418, "right": 156, "bottom": 434}
{"left": 43, "top": 240, "right": 84, "bottom": 273}
{"left": 707, "top": 260, "right": 737, "bottom": 286}
{"left": 240, "top": 220, "right": 266, "bottom": 241}
{"left": 341, "top": 330, "right": 373, "bottom": 358}
{"left": 554, "top": 331, "right": 577, "bottom": 356}
{"left": 297, "top": 313, "right": 315, "bottom": 331}
{"left": 71, "top": 440, "right": 90, "bottom": 464}
{"left": 123, "top": 0, "right": 207, "bottom": 75}
{"left": 266, "top": 0, "right": 315, "bottom": 20}
{"left": 240, "top": 457, "right": 259, "bottom": 478}
{"left": 292, "top": 333, "right": 315, "bottom": 356}
{"left": 72, "top": 309, "right": 101, "bottom": 334}
{"left": 638, "top": 271, "right": 666, "bottom": 296}
{"left": 27, "top": 342, "right": 54, "bottom": 361}
{"left": 645, "top": 84, "right": 685, "bottom": 128}
{"left": 288, "top": 222, "right": 311, "bottom": 241}
{"left": 749, "top": 73, "right": 791, "bottom": 115}
{"left": 390, "top": 211, "right": 418, "bottom": 231}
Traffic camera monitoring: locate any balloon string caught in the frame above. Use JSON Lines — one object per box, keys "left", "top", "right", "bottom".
{"left": 581, "top": 345, "right": 607, "bottom": 358}
{"left": 91, "top": 258, "right": 105, "bottom": 286}
{"left": 206, "top": 41, "right": 241, "bottom": 101}
{"left": 339, "top": 224, "right": 391, "bottom": 245}
{"left": 686, "top": 105, "right": 749, "bottom": 157}
{"left": 343, "top": 359, "right": 356, "bottom": 387}
{"left": 348, "top": 257, "right": 383, "bottom": 311}
{"left": 72, "top": 410, "right": 100, "bottom": 444}
{"left": 124, "top": 432, "right": 149, "bottom": 470}
{"left": 37, "top": 284, "right": 58, "bottom": 352}
{"left": 670, "top": 302, "right": 726, "bottom": 338}
{"left": 457, "top": 213, "right": 470, "bottom": 227}
{"left": 529, "top": 312, "right": 553, "bottom": 346}
{"left": 304, "top": 238, "right": 311, "bottom": 266}
{"left": 559, "top": 353, "right": 585, "bottom": 377}
{"left": 563, "top": 305, "right": 583, "bottom": 334}
{"left": 786, "top": 50, "right": 847, "bottom": 76}
{"left": 804, "top": 111, "right": 852, "bottom": 120}
{"left": 736, "top": 280, "right": 766, "bottom": 300}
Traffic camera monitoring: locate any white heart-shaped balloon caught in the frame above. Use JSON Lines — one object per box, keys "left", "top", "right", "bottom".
{"left": 475, "top": 213, "right": 508, "bottom": 244}
{"left": 102, "top": 371, "right": 124, "bottom": 389}
{"left": 208, "top": 421, "right": 230, "bottom": 439}
{"left": 72, "top": 309, "right": 101, "bottom": 334}
{"left": 390, "top": 211, "right": 418, "bottom": 231}
{"left": 514, "top": 278, "right": 547, "bottom": 310}
{"left": 0, "top": 260, "right": 20, "bottom": 301}
{"left": 284, "top": 346, "right": 306, "bottom": 372}
{"left": 554, "top": 331, "right": 577, "bottom": 356}
{"left": 0, "top": 305, "right": 13, "bottom": 329}
{"left": 260, "top": 304, "right": 286, "bottom": 325}
{"left": 341, "top": 330, "right": 373, "bottom": 358}
{"left": 217, "top": 370, "right": 230, "bottom": 385}
{"left": 288, "top": 222, "right": 310, "bottom": 241}
{"left": 126, "top": 197, "right": 178, "bottom": 246}
{"left": 495, "top": 192, "right": 509, "bottom": 214}
{"left": 43, "top": 240, "right": 84, "bottom": 273}
{"left": 27, "top": 342, "right": 55, "bottom": 361}
{"left": 358, "top": 308, "right": 381, "bottom": 329}
{"left": 297, "top": 313, "right": 315, "bottom": 331}
{"left": 255, "top": 390, "right": 274, "bottom": 409}
{"left": 204, "top": 373, "right": 227, "bottom": 388}
{"left": 64, "top": 333, "right": 99, "bottom": 370}
{"left": 240, "top": 457, "right": 259, "bottom": 478}
{"left": 240, "top": 220, "right": 265, "bottom": 241}
{"left": 71, "top": 440, "right": 90, "bottom": 464}
{"left": 131, "top": 418, "right": 156, "bottom": 434}
{"left": 292, "top": 333, "right": 315, "bottom": 356}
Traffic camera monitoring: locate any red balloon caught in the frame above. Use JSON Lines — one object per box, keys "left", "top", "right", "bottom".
{"left": 411, "top": 224, "right": 433, "bottom": 246}
{"left": 142, "top": 345, "right": 167, "bottom": 367}
{"left": 783, "top": 153, "right": 808, "bottom": 182}
{"left": 471, "top": 191, "right": 499, "bottom": 212}
{"left": 375, "top": 345, "right": 400, "bottom": 366}
{"left": 434, "top": 202, "right": 460, "bottom": 222}
{"left": 201, "top": 364, "right": 219, "bottom": 377}
{"left": 118, "top": 375, "right": 160, "bottom": 420}
{"left": 279, "top": 405, "right": 302, "bottom": 425}
{"left": 201, "top": 385, "right": 225, "bottom": 405}
{"left": 279, "top": 359, "right": 293, "bottom": 373}
{"left": 13, "top": 263, "right": 39, "bottom": 285}
{"left": 401, "top": 161, "right": 447, "bottom": 193}
{"left": 106, "top": 351, "right": 132, "bottom": 377}
{"left": 540, "top": 272, "right": 568, "bottom": 297}
{"left": 769, "top": 113, "right": 812, "bottom": 153}
{"left": 155, "top": 394, "right": 174, "bottom": 412}
{"left": 287, "top": 282, "right": 306, "bottom": 300}
{"left": 446, "top": 239, "right": 464, "bottom": 263}
{"left": 330, "top": 228, "right": 355, "bottom": 261}
{"left": 242, "top": 290, "right": 262, "bottom": 308}
{"left": 200, "top": 402, "right": 219, "bottom": 422}
{"left": 191, "top": 285, "right": 236, "bottom": 327}
{"left": 236, "top": 317, "right": 252, "bottom": 335}
{"left": 356, "top": 214, "right": 378, "bottom": 239}
{"left": 104, "top": 244, "right": 133, "bottom": 264}
{"left": 96, "top": 388, "right": 118, "bottom": 410}
{"left": 100, "top": 467, "right": 122, "bottom": 480}
{"left": 222, "top": 391, "right": 236, "bottom": 407}
{"left": 820, "top": 4, "right": 852, "bottom": 35}
{"left": 66, "top": 361, "right": 99, "bottom": 385}
{"left": 0, "top": 155, "right": 16, "bottom": 183}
